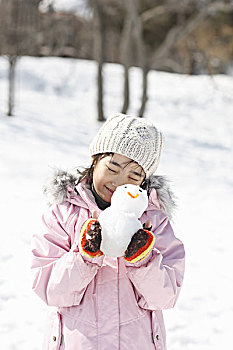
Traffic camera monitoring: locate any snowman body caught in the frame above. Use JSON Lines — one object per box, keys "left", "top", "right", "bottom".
{"left": 98, "top": 184, "right": 148, "bottom": 257}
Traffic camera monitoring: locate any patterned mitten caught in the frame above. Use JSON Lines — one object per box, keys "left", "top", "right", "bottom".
{"left": 79, "top": 219, "right": 103, "bottom": 258}
{"left": 123, "top": 228, "right": 155, "bottom": 264}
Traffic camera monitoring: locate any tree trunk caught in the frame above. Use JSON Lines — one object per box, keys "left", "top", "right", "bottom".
{"left": 132, "top": 1, "right": 148, "bottom": 118}
{"left": 97, "top": 62, "right": 104, "bottom": 122}
{"left": 121, "top": 65, "right": 129, "bottom": 114}
{"left": 7, "top": 55, "right": 17, "bottom": 117}
{"left": 121, "top": 0, "right": 148, "bottom": 117}
{"left": 93, "top": 0, "right": 105, "bottom": 122}
{"left": 138, "top": 66, "right": 148, "bottom": 117}
{"left": 120, "top": 5, "right": 132, "bottom": 114}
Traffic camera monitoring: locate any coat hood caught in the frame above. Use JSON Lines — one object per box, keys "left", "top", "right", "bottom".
{"left": 44, "top": 169, "right": 176, "bottom": 220}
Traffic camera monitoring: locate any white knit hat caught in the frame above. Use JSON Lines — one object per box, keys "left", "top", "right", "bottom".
{"left": 89, "top": 113, "right": 164, "bottom": 178}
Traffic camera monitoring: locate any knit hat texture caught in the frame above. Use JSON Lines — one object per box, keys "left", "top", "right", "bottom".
{"left": 89, "top": 113, "right": 164, "bottom": 178}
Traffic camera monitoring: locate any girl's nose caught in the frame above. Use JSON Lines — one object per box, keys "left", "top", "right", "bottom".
{"left": 112, "top": 175, "right": 125, "bottom": 187}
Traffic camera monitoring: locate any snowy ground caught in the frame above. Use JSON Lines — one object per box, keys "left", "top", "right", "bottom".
{"left": 0, "top": 56, "right": 233, "bottom": 349}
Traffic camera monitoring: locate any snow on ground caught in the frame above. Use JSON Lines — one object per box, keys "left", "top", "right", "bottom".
{"left": 0, "top": 56, "right": 233, "bottom": 349}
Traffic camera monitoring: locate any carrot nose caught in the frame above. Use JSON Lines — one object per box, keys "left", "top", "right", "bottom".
{"left": 127, "top": 192, "right": 139, "bottom": 199}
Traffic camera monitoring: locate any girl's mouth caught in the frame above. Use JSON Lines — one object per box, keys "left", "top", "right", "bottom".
{"left": 105, "top": 186, "right": 114, "bottom": 195}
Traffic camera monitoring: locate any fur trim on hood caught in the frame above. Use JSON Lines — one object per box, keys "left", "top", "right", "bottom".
{"left": 44, "top": 169, "right": 176, "bottom": 220}
{"left": 143, "top": 176, "right": 176, "bottom": 221}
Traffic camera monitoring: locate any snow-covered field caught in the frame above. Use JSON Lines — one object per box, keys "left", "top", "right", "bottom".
{"left": 0, "top": 56, "right": 233, "bottom": 349}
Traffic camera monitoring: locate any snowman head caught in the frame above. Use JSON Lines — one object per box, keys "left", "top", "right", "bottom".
{"left": 111, "top": 184, "right": 148, "bottom": 218}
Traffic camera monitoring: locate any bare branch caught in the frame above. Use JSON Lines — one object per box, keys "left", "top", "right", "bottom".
{"left": 150, "top": 2, "right": 233, "bottom": 69}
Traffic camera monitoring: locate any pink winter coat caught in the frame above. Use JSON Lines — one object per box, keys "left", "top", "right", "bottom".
{"left": 31, "top": 174, "right": 185, "bottom": 350}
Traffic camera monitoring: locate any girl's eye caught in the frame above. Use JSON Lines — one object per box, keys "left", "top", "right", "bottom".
{"left": 129, "top": 177, "right": 138, "bottom": 182}
{"left": 107, "top": 167, "right": 117, "bottom": 173}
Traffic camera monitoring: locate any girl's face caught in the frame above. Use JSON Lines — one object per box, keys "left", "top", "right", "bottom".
{"left": 92, "top": 153, "right": 145, "bottom": 203}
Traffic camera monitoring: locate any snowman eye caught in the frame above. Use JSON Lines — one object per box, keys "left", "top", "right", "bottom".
{"left": 124, "top": 185, "right": 127, "bottom": 188}
{"left": 139, "top": 189, "right": 142, "bottom": 192}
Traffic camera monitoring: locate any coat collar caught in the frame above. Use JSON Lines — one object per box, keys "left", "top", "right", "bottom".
{"left": 43, "top": 169, "right": 176, "bottom": 220}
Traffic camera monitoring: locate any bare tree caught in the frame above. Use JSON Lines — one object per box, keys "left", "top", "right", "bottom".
{"left": 0, "top": 0, "right": 20, "bottom": 116}
{"left": 92, "top": 0, "right": 105, "bottom": 121}
{"left": 120, "top": 0, "right": 148, "bottom": 117}
{"left": 7, "top": 56, "right": 17, "bottom": 116}
{"left": 0, "top": 0, "right": 40, "bottom": 116}
{"left": 1, "top": 0, "right": 232, "bottom": 119}
{"left": 148, "top": 1, "right": 233, "bottom": 71}
{"left": 119, "top": 0, "right": 133, "bottom": 115}
{"left": 134, "top": 2, "right": 148, "bottom": 117}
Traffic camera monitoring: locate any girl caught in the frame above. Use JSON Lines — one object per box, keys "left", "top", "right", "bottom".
{"left": 31, "top": 113, "right": 185, "bottom": 350}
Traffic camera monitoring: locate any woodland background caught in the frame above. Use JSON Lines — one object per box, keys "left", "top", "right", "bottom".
{"left": 0, "top": 0, "right": 233, "bottom": 119}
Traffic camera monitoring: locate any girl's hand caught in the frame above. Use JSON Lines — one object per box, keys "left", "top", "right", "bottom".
{"left": 78, "top": 212, "right": 103, "bottom": 258}
{"left": 143, "top": 219, "right": 152, "bottom": 231}
{"left": 83, "top": 221, "right": 102, "bottom": 253}
{"left": 92, "top": 210, "right": 99, "bottom": 220}
{"left": 123, "top": 220, "right": 155, "bottom": 264}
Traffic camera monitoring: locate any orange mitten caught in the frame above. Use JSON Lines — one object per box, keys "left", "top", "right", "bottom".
{"left": 79, "top": 219, "right": 103, "bottom": 258}
{"left": 123, "top": 229, "right": 155, "bottom": 264}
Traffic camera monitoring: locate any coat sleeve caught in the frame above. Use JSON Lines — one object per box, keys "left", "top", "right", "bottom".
{"left": 31, "top": 203, "right": 103, "bottom": 307}
{"left": 125, "top": 210, "right": 185, "bottom": 311}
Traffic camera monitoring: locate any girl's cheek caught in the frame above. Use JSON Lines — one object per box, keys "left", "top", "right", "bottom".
{"left": 103, "top": 170, "right": 111, "bottom": 180}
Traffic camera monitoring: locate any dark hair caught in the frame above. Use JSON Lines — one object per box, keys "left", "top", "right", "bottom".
{"left": 77, "top": 152, "right": 146, "bottom": 187}
{"left": 77, "top": 153, "right": 113, "bottom": 186}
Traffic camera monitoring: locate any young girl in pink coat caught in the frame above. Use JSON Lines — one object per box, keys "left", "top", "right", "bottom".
{"left": 31, "top": 113, "right": 185, "bottom": 350}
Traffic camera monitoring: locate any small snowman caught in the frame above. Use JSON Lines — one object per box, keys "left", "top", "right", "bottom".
{"left": 98, "top": 184, "right": 148, "bottom": 257}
